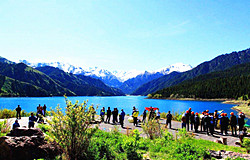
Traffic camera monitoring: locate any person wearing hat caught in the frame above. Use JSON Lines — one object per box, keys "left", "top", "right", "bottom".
{"left": 220, "top": 113, "right": 225, "bottom": 135}
{"left": 230, "top": 112, "right": 237, "bottom": 136}
{"left": 238, "top": 112, "right": 245, "bottom": 131}
{"left": 194, "top": 112, "right": 200, "bottom": 133}
{"left": 190, "top": 111, "right": 195, "bottom": 131}
{"left": 185, "top": 110, "right": 190, "bottom": 131}
{"left": 132, "top": 108, "right": 139, "bottom": 127}
{"left": 224, "top": 113, "right": 229, "bottom": 135}
{"left": 181, "top": 112, "right": 187, "bottom": 129}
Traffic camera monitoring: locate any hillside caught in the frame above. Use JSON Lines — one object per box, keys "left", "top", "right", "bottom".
{"left": 133, "top": 48, "right": 250, "bottom": 95}
{"left": 150, "top": 63, "right": 250, "bottom": 99}
{"left": 0, "top": 62, "right": 75, "bottom": 96}
{"left": 0, "top": 74, "right": 49, "bottom": 97}
{"left": 36, "top": 66, "right": 124, "bottom": 96}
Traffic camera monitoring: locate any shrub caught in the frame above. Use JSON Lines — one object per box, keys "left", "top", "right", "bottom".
{"left": 242, "top": 138, "right": 250, "bottom": 153}
{"left": 0, "top": 119, "right": 11, "bottom": 136}
{"left": 141, "top": 119, "right": 162, "bottom": 139}
{"left": 47, "top": 97, "right": 97, "bottom": 160}
{"left": 160, "top": 112, "right": 167, "bottom": 119}
{"left": 0, "top": 108, "right": 31, "bottom": 119}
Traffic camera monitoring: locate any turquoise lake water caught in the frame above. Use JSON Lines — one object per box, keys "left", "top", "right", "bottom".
{"left": 0, "top": 96, "right": 249, "bottom": 124}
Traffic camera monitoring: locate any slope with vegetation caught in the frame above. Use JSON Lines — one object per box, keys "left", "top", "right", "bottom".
{"left": 133, "top": 48, "right": 250, "bottom": 95}
{"left": 149, "top": 63, "right": 250, "bottom": 99}
{"left": 0, "top": 62, "right": 74, "bottom": 96}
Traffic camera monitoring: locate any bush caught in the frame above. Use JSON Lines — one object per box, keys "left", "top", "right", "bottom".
{"left": 141, "top": 119, "right": 162, "bottom": 139}
{"left": 160, "top": 112, "right": 166, "bottom": 119}
{"left": 47, "top": 97, "right": 97, "bottom": 160}
{"left": 0, "top": 108, "right": 31, "bottom": 119}
{"left": 242, "top": 138, "right": 250, "bottom": 153}
{"left": 0, "top": 119, "right": 11, "bottom": 136}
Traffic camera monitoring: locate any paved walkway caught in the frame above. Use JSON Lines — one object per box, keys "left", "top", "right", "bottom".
{"left": 1, "top": 116, "right": 246, "bottom": 147}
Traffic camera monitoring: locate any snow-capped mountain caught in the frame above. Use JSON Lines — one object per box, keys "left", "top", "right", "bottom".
{"left": 20, "top": 60, "right": 192, "bottom": 91}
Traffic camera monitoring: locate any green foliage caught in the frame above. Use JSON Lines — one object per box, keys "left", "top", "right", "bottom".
{"left": 242, "top": 138, "right": 250, "bottom": 153}
{"left": 47, "top": 97, "right": 97, "bottom": 160}
{"left": 0, "top": 108, "right": 31, "bottom": 119}
{"left": 151, "top": 63, "right": 250, "bottom": 99}
{"left": 160, "top": 112, "right": 166, "bottom": 118}
{"left": 0, "top": 119, "right": 11, "bottom": 136}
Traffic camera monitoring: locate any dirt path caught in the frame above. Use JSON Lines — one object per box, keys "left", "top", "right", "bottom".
{"left": 1, "top": 116, "right": 243, "bottom": 147}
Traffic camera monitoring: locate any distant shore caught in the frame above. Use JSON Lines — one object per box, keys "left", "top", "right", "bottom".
{"left": 147, "top": 97, "right": 250, "bottom": 118}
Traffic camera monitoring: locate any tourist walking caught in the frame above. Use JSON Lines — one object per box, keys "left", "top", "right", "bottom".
{"left": 15, "top": 105, "right": 22, "bottom": 119}
{"left": 106, "top": 107, "right": 111, "bottom": 123}
{"left": 12, "top": 119, "right": 20, "bottom": 129}
{"left": 166, "top": 111, "right": 172, "bottom": 129}
{"left": 119, "top": 109, "right": 125, "bottom": 128}
{"left": 230, "top": 112, "right": 237, "bottom": 136}
{"left": 238, "top": 112, "right": 245, "bottom": 131}
{"left": 194, "top": 112, "right": 200, "bottom": 133}
{"left": 28, "top": 113, "right": 37, "bottom": 129}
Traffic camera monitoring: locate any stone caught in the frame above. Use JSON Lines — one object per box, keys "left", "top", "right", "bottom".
{"left": 6, "top": 128, "right": 44, "bottom": 137}
{"left": 0, "top": 128, "right": 62, "bottom": 160}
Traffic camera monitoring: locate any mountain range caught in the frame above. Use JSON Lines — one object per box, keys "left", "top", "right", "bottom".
{"left": 1, "top": 48, "right": 249, "bottom": 97}
{"left": 20, "top": 60, "right": 192, "bottom": 93}
{"left": 133, "top": 48, "right": 250, "bottom": 96}
{"left": 0, "top": 59, "right": 124, "bottom": 97}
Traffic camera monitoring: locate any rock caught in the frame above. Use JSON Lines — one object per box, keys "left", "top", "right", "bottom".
{"left": 220, "top": 137, "right": 227, "bottom": 145}
{"left": 6, "top": 128, "right": 44, "bottom": 137}
{"left": 214, "top": 139, "right": 223, "bottom": 144}
{"left": 0, "top": 128, "right": 62, "bottom": 160}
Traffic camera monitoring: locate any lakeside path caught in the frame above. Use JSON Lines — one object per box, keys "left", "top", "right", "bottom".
{"left": 1, "top": 116, "right": 245, "bottom": 147}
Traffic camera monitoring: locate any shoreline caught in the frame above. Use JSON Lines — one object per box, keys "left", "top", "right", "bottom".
{"left": 147, "top": 97, "right": 232, "bottom": 102}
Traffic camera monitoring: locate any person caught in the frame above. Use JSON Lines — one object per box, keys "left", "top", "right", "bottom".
{"left": 12, "top": 119, "right": 20, "bottom": 129}
{"left": 166, "top": 111, "right": 172, "bottom": 129}
{"left": 230, "top": 112, "right": 237, "bottom": 136}
{"left": 204, "top": 112, "right": 211, "bottom": 135}
{"left": 28, "top": 113, "right": 37, "bottom": 129}
{"left": 181, "top": 113, "right": 186, "bottom": 129}
{"left": 214, "top": 110, "right": 218, "bottom": 129}
{"left": 112, "top": 108, "right": 118, "bottom": 124}
{"left": 220, "top": 113, "right": 225, "bottom": 135}
{"left": 194, "top": 112, "right": 200, "bottom": 133}
{"left": 224, "top": 113, "right": 229, "bottom": 135}
{"left": 132, "top": 108, "right": 139, "bottom": 126}
{"left": 185, "top": 110, "right": 190, "bottom": 131}
{"left": 115, "top": 108, "right": 119, "bottom": 123}
{"left": 43, "top": 104, "right": 47, "bottom": 116}
{"left": 142, "top": 110, "right": 147, "bottom": 123}
{"left": 148, "top": 107, "right": 154, "bottom": 120}
{"left": 209, "top": 113, "right": 214, "bottom": 136}
{"left": 119, "top": 109, "right": 125, "bottom": 128}
{"left": 156, "top": 108, "right": 160, "bottom": 122}
{"left": 238, "top": 112, "right": 245, "bottom": 131}
{"left": 190, "top": 111, "right": 195, "bottom": 130}
{"left": 100, "top": 107, "right": 105, "bottom": 122}
{"left": 15, "top": 105, "right": 22, "bottom": 119}
{"left": 106, "top": 107, "right": 111, "bottom": 123}
{"left": 200, "top": 112, "right": 205, "bottom": 132}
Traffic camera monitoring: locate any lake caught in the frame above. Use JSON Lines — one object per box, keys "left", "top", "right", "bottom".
{"left": 0, "top": 96, "right": 249, "bottom": 124}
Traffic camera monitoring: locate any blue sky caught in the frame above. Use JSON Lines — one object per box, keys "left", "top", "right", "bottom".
{"left": 0, "top": 0, "right": 249, "bottom": 71}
